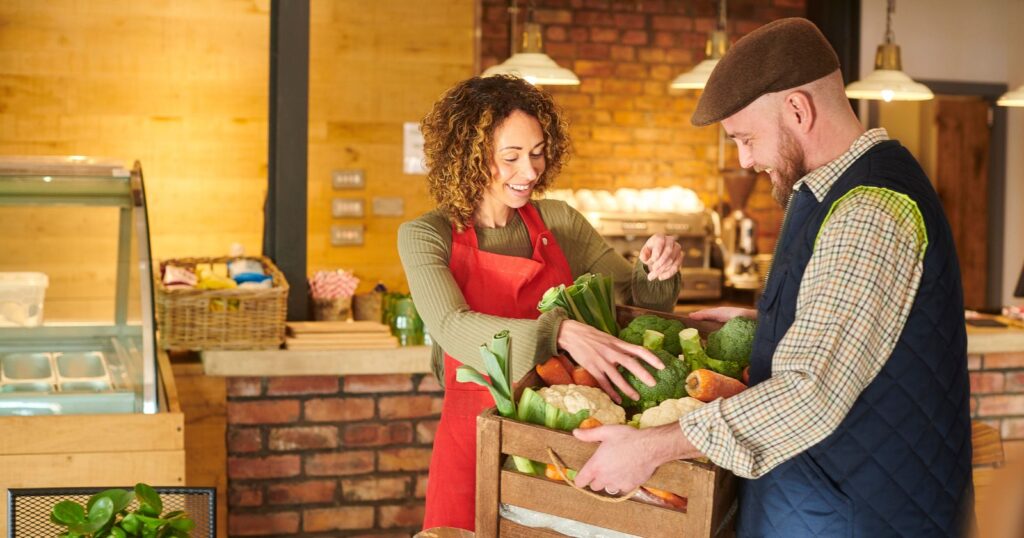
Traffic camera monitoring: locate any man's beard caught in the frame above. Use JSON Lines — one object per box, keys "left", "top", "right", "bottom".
{"left": 770, "top": 124, "right": 808, "bottom": 208}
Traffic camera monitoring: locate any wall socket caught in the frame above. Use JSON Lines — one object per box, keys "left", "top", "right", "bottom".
{"left": 372, "top": 196, "right": 404, "bottom": 217}
{"left": 332, "top": 198, "right": 365, "bottom": 218}
{"left": 332, "top": 169, "right": 365, "bottom": 189}
{"left": 330, "top": 224, "right": 364, "bottom": 246}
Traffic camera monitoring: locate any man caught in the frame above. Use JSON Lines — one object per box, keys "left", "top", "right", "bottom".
{"left": 573, "top": 18, "right": 974, "bottom": 537}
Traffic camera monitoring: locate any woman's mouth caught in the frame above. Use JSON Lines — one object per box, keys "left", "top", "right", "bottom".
{"left": 506, "top": 183, "right": 533, "bottom": 196}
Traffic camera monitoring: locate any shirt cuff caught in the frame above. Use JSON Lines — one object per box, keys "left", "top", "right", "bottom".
{"left": 678, "top": 399, "right": 759, "bottom": 479}
{"left": 536, "top": 307, "right": 569, "bottom": 360}
{"left": 631, "top": 260, "right": 680, "bottom": 309}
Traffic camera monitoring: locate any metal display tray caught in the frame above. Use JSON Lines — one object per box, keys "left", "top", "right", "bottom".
{"left": 0, "top": 351, "right": 135, "bottom": 415}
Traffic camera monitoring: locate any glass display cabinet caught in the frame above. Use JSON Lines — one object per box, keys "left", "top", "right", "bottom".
{"left": 0, "top": 156, "right": 159, "bottom": 414}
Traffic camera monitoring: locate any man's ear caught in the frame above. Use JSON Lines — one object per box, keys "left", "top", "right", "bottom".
{"left": 782, "top": 91, "right": 815, "bottom": 134}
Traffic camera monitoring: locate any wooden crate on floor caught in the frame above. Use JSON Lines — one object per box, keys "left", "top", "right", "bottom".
{"left": 476, "top": 306, "right": 737, "bottom": 537}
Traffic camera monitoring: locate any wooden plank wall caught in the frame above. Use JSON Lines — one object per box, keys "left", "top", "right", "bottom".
{"left": 0, "top": 0, "right": 270, "bottom": 315}
{"left": 306, "top": 0, "right": 476, "bottom": 292}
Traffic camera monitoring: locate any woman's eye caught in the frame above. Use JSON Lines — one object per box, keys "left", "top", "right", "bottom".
{"left": 529, "top": 152, "right": 544, "bottom": 159}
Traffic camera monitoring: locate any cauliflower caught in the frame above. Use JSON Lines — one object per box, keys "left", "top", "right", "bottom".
{"left": 537, "top": 384, "right": 626, "bottom": 425}
{"left": 637, "top": 397, "right": 705, "bottom": 429}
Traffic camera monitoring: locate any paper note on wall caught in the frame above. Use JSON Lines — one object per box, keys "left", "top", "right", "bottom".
{"left": 403, "top": 122, "right": 427, "bottom": 175}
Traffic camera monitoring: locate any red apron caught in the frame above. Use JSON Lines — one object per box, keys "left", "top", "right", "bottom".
{"left": 421, "top": 202, "right": 573, "bottom": 531}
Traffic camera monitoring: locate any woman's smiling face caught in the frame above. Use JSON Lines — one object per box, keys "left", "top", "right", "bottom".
{"left": 482, "top": 109, "right": 547, "bottom": 213}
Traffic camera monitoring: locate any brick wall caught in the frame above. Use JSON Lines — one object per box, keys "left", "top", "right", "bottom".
{"left": 969, "top": 352, "right": 1024, "bottom": 461}
{"left": 225, "top": 374, "right": 442, "bottom": 537}
{"left": 480, "top": 0, "right": 805, "bottom": 254}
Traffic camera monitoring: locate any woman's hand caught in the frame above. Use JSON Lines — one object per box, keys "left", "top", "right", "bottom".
{"left": 688, "top": 306, "right": 757, "bottom": 323}
{"left": 639, "top": 234, "right": 683, "bottom": 281}
{"left": 556, "top": 320, "right": 664, "bottom": 403}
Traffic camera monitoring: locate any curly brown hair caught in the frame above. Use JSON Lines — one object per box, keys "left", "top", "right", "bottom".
{"left": 420, "top": 75, "right": 571, "bottom": 231}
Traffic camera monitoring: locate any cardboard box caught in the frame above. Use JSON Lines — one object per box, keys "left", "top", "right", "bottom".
{"left": 475, "top": 306, "right": 737, "bottom": 537}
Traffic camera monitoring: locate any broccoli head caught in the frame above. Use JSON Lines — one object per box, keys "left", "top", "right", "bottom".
{"left": 614, "top": 350, "right": 690, "bottom": 413}
{"left": 706, "top": 317, "right": 757, "bottom": 366}
{"left": 619, "top": 315, "right": 684, "bottom": 356}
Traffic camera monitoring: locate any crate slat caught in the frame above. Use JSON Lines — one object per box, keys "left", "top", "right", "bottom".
{"left": 476, "top": 413, "right": 503, "bottom": 536}
{"left": 501, "top": 470, "right": 693, "bottom": 538}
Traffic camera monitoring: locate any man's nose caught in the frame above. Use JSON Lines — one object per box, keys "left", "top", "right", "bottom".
{"left": 737, "top": 147, "right": 755, "bottom": 169}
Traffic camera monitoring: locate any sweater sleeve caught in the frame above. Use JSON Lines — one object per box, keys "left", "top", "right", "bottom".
{"left": 553, "top": 202, "right": 680, "bottom": 313}
{"left": 397, "top": 215, "right": 568, "bottom": 382}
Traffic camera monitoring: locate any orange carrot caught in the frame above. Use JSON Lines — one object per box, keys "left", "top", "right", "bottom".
{"left": 545, "top": 464, "right": 563, "bottom": 481}
{"left": 742, "top": 366, "right": 750, "bottom": 385}
{"left": 571, "top": 366, "right": 600, "bottom": 388}
{"left": 554, "top": 354, "right": 574, "bottom": 375}
{"left": 642, "top": 486, "right": 688, "bottom": 510}
{"left": 536, "top": 356, "right": 573, "bottom": 386}
{"left": 685, "top": 369, "right": 748, "bottom": 402}
{"left": 578, "top": 417, "right": 603, "bottom": 429}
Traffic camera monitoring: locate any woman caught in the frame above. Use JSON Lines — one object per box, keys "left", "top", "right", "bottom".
{"left": 397, "top": 75, "right": 683, "bottom": 531}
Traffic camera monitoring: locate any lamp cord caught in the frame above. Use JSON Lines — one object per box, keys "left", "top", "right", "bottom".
{"left": 884, "top": 0, "right": 895, "bottom": 44}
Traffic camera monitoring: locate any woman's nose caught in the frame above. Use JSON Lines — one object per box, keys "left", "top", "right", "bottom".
{"left": 520, "top": 160, "right": 539, "bottom": 180}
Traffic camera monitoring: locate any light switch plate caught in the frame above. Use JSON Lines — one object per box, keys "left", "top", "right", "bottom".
{"left": 372, "top": 196, "right": 404, "bottom": 217}
{"left": 330, "top": 224, "right": 364, "bottom": 246}
{"left": 332, "top": 169, "right": 365, "bottom": 189}
{"left": 332, "top": 198, "right": 365, "bottom": 218}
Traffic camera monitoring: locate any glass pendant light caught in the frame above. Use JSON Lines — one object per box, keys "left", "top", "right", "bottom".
{"left": 997, "top": 84, "right": 1024, "bottom": 107}
{"left": 845, "top": 0, "right": 933, "bottom": 102}
{"left": 670, "top": 0, "right": 728, "bottom": 90}
{"left": 482, "top": 1, "right": 579, "bottom": 86}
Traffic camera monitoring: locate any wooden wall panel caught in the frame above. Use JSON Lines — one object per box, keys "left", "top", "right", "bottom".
{"left": 0, "top": 0, "right": 270, "bottom": 314}
{"left": 307, "top": 0, "right": 476, "bottom": 293}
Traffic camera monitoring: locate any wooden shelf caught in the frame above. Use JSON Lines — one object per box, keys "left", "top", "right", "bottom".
{"left": 200, "top": 345, "right": 433, "bottom": 377}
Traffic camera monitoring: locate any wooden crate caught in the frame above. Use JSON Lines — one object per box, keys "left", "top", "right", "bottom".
{"left": 476, "top": 306, "right": 737, "bottom": 537}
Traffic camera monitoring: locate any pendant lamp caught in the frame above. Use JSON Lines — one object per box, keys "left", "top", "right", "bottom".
{"left": 670, "top": 0, "right": 728, "bottom": 90}
{"left": 482, "top": 1, "right": 579, "bottom": 86}
{"left": 845, "top": 0, "right": 933, "bottom": 102}
{"left": 997, "top": 84, "right": 1024, "bottom": 107}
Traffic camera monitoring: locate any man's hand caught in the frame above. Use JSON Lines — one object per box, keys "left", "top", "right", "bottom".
{"left": 572, "top": 423, "right": 702, "bottom": 495}
{"left": 688, "top": 306, "right": 757, "bottom": 323}
{"left": 639, "top": 234, "right": 683, "bottom": 281}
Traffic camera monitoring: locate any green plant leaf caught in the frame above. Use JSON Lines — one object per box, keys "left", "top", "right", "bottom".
{"left": 163, "top": 511, "right": 184, "bottom": 519}
{"left": 88, "top": 489, "right": 135, "bottom": 515}
{"left": 478, "top": 347, "right": 509, "bottom": 401}
{"left": 109, "top": 527, "right": 127, "bottom": 538}
{"left": 120, "top": 513, "right": 141, "bottom": 534}
{"left": 135, "top": 483, "right": 162, "bottom": 516}
{"left": 52, "top": 501, "right": 86, "bottom": 525}
{"left": 68, "top": 496, "right": 114, "bottom": 534}
{"left": 167, "top": 515, "right": 196, "bottom": 531}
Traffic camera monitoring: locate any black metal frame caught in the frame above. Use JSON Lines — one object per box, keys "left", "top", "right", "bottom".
{"left": 264, "top": 0, "right": 311, "bottom": 321}
{"left": 8, "top": 486, "right": 215, "bottom": 537}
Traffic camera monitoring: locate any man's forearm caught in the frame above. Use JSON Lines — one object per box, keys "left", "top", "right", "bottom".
{"left": 644, "top": 423, "right": 704, "bottom": 466}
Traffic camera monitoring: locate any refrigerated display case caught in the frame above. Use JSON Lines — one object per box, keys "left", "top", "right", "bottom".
{"left": 0, "top": 156, "right": 160, "bottom": 415}
{"left": 0, "top": 156, "right": 184, "bottom": 536}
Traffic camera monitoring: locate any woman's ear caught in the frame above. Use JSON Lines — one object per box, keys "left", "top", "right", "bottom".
{"left": 783, "top": 90, "right": 815, "bottom": 135}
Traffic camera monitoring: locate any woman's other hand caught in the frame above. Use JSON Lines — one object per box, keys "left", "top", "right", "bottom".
{"left": 556, "top": 320, "right": 664, "bottom": 403}
{"left": 639, "top": 234, "right": 682, "bottom": 281}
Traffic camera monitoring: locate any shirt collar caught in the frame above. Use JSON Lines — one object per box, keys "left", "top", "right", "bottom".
{"left": 795, "top": 128, "right": 890, "bottom": 202}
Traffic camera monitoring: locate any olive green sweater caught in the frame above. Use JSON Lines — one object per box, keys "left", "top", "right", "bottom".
{"left": 397, "top": 199, "right": 680, "bottom": 382}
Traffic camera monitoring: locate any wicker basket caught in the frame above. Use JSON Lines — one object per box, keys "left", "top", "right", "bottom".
{"left": 154, "top": 256, "right": 288, "bottom": 350}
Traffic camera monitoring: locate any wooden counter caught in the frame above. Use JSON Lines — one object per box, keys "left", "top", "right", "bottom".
{"left": 201, "top": 345, "right": 433, "bottom": 377}
{"left": 966, "top": 322, "right": 1024, "bottom": 354}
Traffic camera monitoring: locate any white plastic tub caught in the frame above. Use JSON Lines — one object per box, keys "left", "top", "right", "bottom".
{"left": 0, "top": 272, "right": 48, "bottom": 327}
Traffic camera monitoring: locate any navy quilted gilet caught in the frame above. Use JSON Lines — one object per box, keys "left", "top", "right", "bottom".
{"left": 738, "top": 140, "right": 974, "bottom": 537}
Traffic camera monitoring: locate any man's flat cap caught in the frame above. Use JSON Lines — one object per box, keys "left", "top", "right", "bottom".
{"left": 691, "top": 17, "right": 839, "bottom": 126}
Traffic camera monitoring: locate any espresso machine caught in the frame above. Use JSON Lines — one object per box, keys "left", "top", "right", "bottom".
{"left": 720, "top": 169, "right": 760, "bottom": 290}
{"left": 593, "top": 210, "right": 722, "bottom": 301}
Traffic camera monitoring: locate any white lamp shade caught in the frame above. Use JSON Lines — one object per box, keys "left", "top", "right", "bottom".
{"left": 669, "top": 58, "right": 719, "bottom": 90}
{"left": 997, "top": 85, "right": 1024, "bottom": 107}
{"left": 845, "top": 69, "right": 934, "bottom": 102}
{"left": 482, "top": 53, "right": 580, "bottom": 86}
